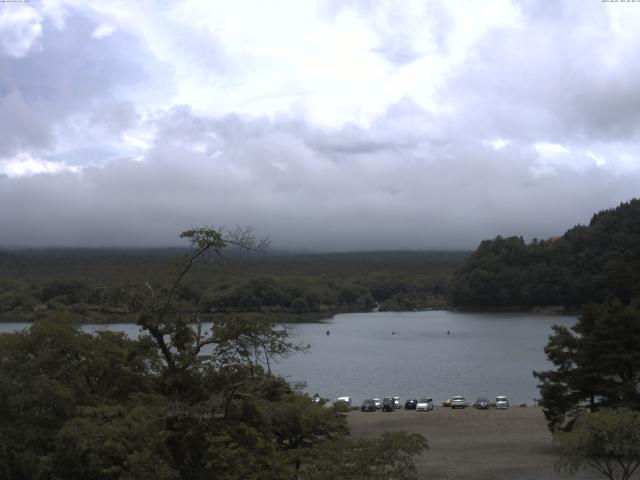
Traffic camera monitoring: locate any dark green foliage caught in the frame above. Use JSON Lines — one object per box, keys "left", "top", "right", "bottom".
{"left": 41, "top": 279, "right": 89, "bottom": 304}
{"left": 450, "top": 199, "right": 640, "bottom": 308}
{"left": 47, "top": 399, "right": 180, "bottom": 480}
{"left": 0, "top": 279, "right": 41, "bottom": 321}
{"left": 555, "top": 408, "right": 640, "bottom": 480}
{"left": 300, "top": 431, "right": 428, "bottom": 480}
{"left": 0, "top": 227, "right": 427, "bottom": 478}
{"left": 0, "top": 314, "right": 159, "bottom": 479}
{"left": 534, "top": 300, "right": 640, "bottom": 431}
{"left": 0, "top": 249, "right": 466, "bottom": 322}
{"left": 0, "top": 300, "right": 345, "bottom": 479}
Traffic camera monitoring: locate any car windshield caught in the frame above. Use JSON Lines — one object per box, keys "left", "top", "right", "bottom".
{"left": 477, "top": 398, "right": 488, "bottom": 402}
{"left": 418, "top": 399, "right": 429, "bottom": 403}
{"left": 496, "top": 397, "right": 507, "bottom": 401}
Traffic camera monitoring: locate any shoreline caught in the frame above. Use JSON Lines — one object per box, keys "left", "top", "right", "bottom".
{"left": 0, "top": 306, "right": 579, "bottom": 325}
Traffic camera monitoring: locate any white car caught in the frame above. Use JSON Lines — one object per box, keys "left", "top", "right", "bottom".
{"left": 495, "top": 395, "right": 509, "bottom": 409}
{"left": 373, "top": 398, "right": 381, "bottom": 409}
{"left": 416, "top": 397, "right": 433, "bottom": 411}
{"left": 451, "top": 395, "right": 467, "bottom": 409}
{"left": 336, "top": 396, "right": 352, "bottom": 407}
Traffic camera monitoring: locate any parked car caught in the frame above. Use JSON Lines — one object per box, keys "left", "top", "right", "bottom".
{"left": 474, "top": 397, "right": 490, "bottom": 409}
{"left": 404, "top": 399, "right": 418, "bottom": 410}
{"left": 495, "top": 395, "right": 509, "bottom": 409}
{"left": 451, "top": 395, "right": 467, "bottom": 409}
{"left": 373, "top": 398, "right": 381, "bottom": 409}
{"left": 382, "top": 397, "right": 395, "bottom": 412}
{"left": 360, "top": 399, "right": 377, "bottom": 412}
{"left": 336, "top": 396, "right": 352, "bottom": 407}
{"left": 416, "top": 398, "right": 433, "bottom": 411}
{"left": 393, "top": 396, "right": 401, "bottom": 409}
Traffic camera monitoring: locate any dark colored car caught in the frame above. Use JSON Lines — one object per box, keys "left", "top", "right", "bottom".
{"left": 360, "top": 399, "right": 377, "bottom": 412}
{"left": 474, "top": 397, "right": 490, "bottom": 409}
{"left": 404, "top": 399, "right": 418, "bottom": 410}
{"left": 382, "top": 397, "right": 395, "bottom": 412}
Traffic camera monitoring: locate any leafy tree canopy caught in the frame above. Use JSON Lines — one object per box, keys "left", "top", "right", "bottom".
{"left": 450, "top": 199, "right": 640, "bottom": 309}
{"left": 0, "top": 226, "right": 427, "bottom": 479}
{"left": 555, "top": 408, "right": 640, "bottom": 480}
{"left": 534, "top": 299, "right": 640, "bottom": 431}
{"left": 300, "top": 431, "right": 428, "bottom": 480}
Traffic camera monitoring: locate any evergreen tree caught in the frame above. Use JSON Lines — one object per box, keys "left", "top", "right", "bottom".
{"left": 534, "top": 300, "right": 640, "bottom": 431}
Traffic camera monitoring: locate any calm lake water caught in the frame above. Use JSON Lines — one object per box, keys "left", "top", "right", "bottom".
{"left": 0, "top": 311, "right": 575, "bottom": 405}
{"left": 273, "top": 311, "right": 575, "bottom": 405}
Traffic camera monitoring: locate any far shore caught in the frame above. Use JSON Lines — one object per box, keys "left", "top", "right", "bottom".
{"left": 0, "top": 305, "right": 579, "bottom": 325}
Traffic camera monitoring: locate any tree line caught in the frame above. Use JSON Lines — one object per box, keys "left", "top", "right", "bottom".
{"left": 449, "top": 199, "right": 640, "bottom": 309}
{"left": 0, "top": 250, "right": 462, "bottom": 323}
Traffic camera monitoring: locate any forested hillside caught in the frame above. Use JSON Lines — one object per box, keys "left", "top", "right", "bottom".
{"left": 449, "top": 199, "right": 640, "bottom": 309}
{"left": 0, "top": 249, "right": 467, "bottom": 322}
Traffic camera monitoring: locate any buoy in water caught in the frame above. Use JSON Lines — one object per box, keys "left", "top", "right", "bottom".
{"left": 326, "top": 330, "right": 330, "bottom": 335}
{"left": 446, "top": 330, "right": 450, "bottom": 335}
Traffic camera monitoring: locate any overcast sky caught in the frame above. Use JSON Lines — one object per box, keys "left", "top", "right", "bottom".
{"left": 1, "top": 0, "right": 639, "bottom": 250}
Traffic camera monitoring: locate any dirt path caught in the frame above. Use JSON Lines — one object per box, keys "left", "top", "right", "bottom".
{"left": 347, "top": 407, "right": 602, "bottom": 480}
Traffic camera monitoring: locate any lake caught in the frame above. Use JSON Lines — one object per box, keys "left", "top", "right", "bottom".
{"left": 0, "top": 310, "right": 574, "bottom": 406}
{"left": 272, "top": 311, "right": 575, "bottom": 405}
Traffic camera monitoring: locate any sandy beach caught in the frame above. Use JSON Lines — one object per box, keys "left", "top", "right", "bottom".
{"left": 347, "top": 406, "right": 602, "bottom": 480}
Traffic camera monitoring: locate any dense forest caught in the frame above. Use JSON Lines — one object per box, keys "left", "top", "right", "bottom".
{"left": 3, "top": 199, "right": 640, "bottom": 321}
{"left": 0, "top": 249, "right": 467, "bottom": 323}
{"left": 449, "top": 199, "right": 640, "bottom": 310}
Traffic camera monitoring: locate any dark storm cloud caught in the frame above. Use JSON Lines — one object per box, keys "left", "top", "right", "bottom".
{"left": 1, "top": 104, "right": 638, "bottom": 250}
{"left": 1, "top": 0, "right": 639, "bottom": 250}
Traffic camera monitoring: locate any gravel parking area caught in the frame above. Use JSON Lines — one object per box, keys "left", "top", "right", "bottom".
{"left": 347, "top": 406, "right": 602, "bottom": 480}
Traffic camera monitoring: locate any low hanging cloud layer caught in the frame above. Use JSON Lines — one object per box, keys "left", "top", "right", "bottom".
{"left": 1, "top": 0, "right": 639, "bottom": 250}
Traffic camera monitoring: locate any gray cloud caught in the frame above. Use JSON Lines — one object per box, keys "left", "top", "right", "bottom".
{"left": 0, "top": 6, "right": 42, "bottom": 58}
{"left": 1, "top": 1, "right": 639, "bottom": 250}
{"left": 0, "top": 9, "right": 173, "bottom": 159}
{"left": 446, "top": 1, "right": 640, "bottom": 143}
{"left": 0, "top": 90, "right": 52, "bottom": 156}
{"left": 1, "top": 105, "right": 638, "bottom": 250}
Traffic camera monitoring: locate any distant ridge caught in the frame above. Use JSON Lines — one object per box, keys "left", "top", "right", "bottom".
{"left": 0, "top": 247, "right": 470, "bottom": 263}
